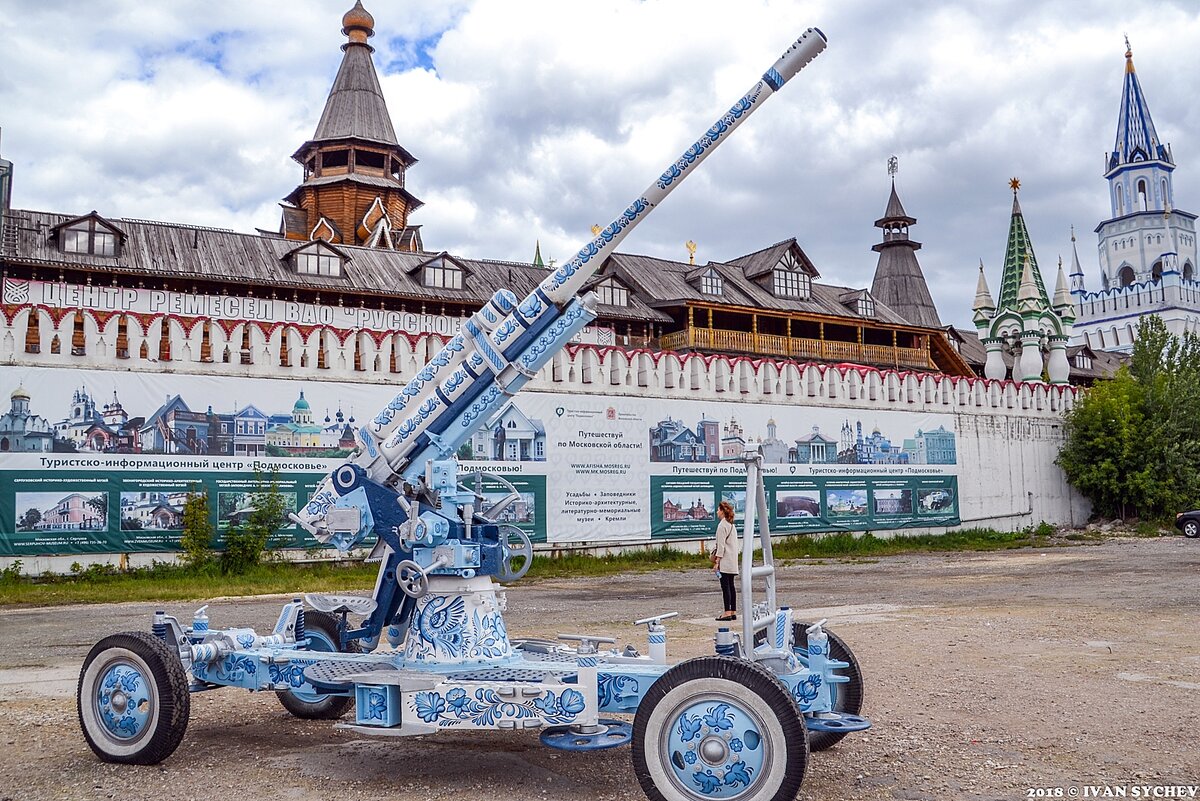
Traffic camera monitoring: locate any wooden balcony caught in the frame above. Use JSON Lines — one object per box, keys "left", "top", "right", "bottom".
{"left": 658, "top": 326, "right": 935, "bottom": 370}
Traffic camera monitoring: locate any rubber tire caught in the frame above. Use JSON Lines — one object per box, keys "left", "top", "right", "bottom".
{"left": 632, "top": 655, "right": 808, "bottom": 801}
{"left": 77, "top": 631, "right": 190, "bottom": 765}
{"left": 276, "top": 610, "right": 359, "bottom": 720}
{"left": 1183, "top": 519, "right": 1199, "bottom": 538}
{"left": 754, "top": 621, "right": 865, "bottom": 752}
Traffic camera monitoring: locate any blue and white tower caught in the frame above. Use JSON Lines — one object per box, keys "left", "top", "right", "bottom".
{"left": 1071, "top": 38, "right": 1200, "bottom": 352}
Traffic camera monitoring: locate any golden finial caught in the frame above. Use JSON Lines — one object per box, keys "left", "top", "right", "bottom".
{"left": 590, "top": 224, "right": 602, "bottom": 236}
{"left": 1125, "top": 34, "right": 1135, "bottom": 73}
{"left": 685, "top": 240, "right": 697, "bottom": 265}
{"left": 1009, "top": 177, "right": 1021, "bottom": 193}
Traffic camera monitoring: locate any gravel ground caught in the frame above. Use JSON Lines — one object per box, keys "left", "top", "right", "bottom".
{"left": 0, "top": 535, "right": 1197, "bottom": 801}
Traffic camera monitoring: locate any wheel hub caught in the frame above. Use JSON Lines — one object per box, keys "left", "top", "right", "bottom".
{"left": 699, "top": 736, "right": 728, "bottom": 765}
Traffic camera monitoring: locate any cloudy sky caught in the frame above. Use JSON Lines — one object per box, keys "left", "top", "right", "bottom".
{"left": 2, "top": 0, "right": 1198, "bottom": 328}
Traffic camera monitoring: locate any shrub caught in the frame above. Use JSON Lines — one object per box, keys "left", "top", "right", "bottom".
{"left": 179, "top": 487, "right": 215, "bottom": 568}
{"left": 0, "top": 560, "right": 23, "bottom": 584}
{"left": 220, "top": 475, "right": 290, "bottom": 575}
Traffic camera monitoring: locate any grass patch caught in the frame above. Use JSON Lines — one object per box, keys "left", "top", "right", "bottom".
{"left": 0, "top": 560, "right": 378, "bottom": 607}
{"left": 0, "top": 522, "right": 1082, "bottom": 607}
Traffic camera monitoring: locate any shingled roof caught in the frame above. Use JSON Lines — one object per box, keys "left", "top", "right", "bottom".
{"left": 5, "top": 208, "right": 582, "bottom": 310}
{"left": 604, "top": 241, "right": 913, "bottom": 325}
{"left": 311, "top": 39, "right": 397, "bottom": 149}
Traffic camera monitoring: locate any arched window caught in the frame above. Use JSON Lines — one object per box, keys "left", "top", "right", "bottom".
{"left": 1185, "top": 262, "right": 1195, "bottom": 281}
{"left": 1116, "top": 188, "right": 1124, "bottom": 216}
{"left": 1118, "top": 265, "right": 1135, "bottom": 287}
{"left": 1152, "top": 261, "right": 1163, "bottom": 281}
{"left": 1162, "top": 178, "right": 1169, "bottom": 206}
{"left": 1137, "top": 179, "right": 1148, "bottom": 211}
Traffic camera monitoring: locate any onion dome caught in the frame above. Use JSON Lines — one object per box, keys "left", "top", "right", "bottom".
{"left": 342, "top": 1, "right": 375, "bottom": 44}
{"left": 11, "top": 386, "right": 30, "bottom": 401}
{"left": 294, "top": 391, "right": 311, "bottom": 411}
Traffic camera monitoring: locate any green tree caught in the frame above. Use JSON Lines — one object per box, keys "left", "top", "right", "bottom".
{"left": 1059, "top": 316, "right": 1200, "bottom": 520}
{"left": 220, "top": 474, "right": 290, "bottom": 574}
{"left": 1057, "top": 368, "right": 1146, "bottom": 518}
{"left": 179, "top": 487, "right": 214, "bottom": 567}
{"left": 85, "top": 494, "right": 107, "bottom": 522}
{"left": 17, "top": 508, "right": 41, "bottom": 531}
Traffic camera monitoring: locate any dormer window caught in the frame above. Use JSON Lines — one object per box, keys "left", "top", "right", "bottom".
{"left": 595, "top": 276, "right": 629, "bottom": 307}
{"left": 290, "top": 242, "right": 346, "bottom": 277}
{"left": 772, "top": 267, "right": 810, "bottom": 299}
{"left": 56, "top": 215, "right": 122, "bottom": 257}
{"left": 700, "top": 268, "right": 723, "bottom": 296}
{"left": 1073, "top": 354, "right": 1092, "bottom": 370}
{"left": 771, "top": 249, "right": 811, "bottom": 299}
{"left": 858, "top": 295, "right": 875, "bottom": 317}
{"left": 424, "top": 257, "right": 463, "bottom": 289}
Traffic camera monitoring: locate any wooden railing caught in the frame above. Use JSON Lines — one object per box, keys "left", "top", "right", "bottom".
{"left": 658, "top": 327, "right": 934, "bottom": 369}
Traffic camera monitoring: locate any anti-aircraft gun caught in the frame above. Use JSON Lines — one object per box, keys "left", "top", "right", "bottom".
{"left": 77, "top": 27, "right": 870, "bottom": 800}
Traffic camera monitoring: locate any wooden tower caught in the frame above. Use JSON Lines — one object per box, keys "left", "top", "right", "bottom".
{"left": 280, "top": 2, "right": 424, "bottom": 251}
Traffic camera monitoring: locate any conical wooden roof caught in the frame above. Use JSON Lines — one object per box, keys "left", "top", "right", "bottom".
{"left": 869, "top": 181, "right": 940, "bottom": 327}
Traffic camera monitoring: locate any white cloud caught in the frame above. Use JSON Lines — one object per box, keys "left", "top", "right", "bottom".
{"left": 1, "top": 0, "right": 1199, "bottom": 328}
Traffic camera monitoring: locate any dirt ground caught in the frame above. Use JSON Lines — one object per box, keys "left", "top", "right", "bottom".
{"left": 0, "top": 535, "right": 1196, "bottom": 801}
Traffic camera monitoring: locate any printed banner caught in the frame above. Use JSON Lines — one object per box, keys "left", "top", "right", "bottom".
{"left": 0, "top": 368, "right": 958, "bottom": 555}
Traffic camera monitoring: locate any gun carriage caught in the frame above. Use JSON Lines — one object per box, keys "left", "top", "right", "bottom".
{"left": 77, "top": 27, "right": 870, "bottom": 801}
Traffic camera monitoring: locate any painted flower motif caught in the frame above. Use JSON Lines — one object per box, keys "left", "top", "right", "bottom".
{"left": 703, "top": 703, "right": 734, "bottom": 731}
{"left": 367, "top": 690, "right": 387, "bottom": 721}
{"left": 677, "top": 713, "right": 703, "bottom": 743}
{"left": 558, "top": 689, "right": 586, "bottom": 716}
{"left": 414, "top": 692, "right": 446, "bottom": 723}
{"left": 729, "top": 737, "right": 743, "bottom": 753}
{"left": 446, "top": 688, "right": 468, "bottom": 711}
{"left": 533, "top": 692, "right": 559, "bottom": 716}
{"left": 794, "top": 675, "right": 822, "bottom": 703}
{"left": 691, "top": 770, "right": 722, "bottom": 794}
{"left": 684, "top": 750, "right": 698, "bottom": 765}
{"left": 237, "top": 633, "right": 255, "bottom": 649}
{"left": 723, "top": 759, "right": 753, "bottom": 788}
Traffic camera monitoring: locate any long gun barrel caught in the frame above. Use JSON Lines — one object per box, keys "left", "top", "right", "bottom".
{"left": 296, "top": 27, "right": 828, "bottom": 543}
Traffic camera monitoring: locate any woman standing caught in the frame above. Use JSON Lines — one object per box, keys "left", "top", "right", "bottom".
{"left": 711, "top": 500, "right": 738, "bottom": 621}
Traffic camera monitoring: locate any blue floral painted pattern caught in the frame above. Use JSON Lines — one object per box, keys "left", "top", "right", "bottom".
{"left": 656, "top": 86, "right": 764, "bottom": 191}
{"left": 793, "top": 673, "right": 822, "bottom": 704}
{"left": 668, "top": 700, "right": 765, "bottom": 797}
{"left": 366, "top": 690, "right": 388, "bottom": 721}
{"left": 412, "top": 687, "right": 585, "bottom": 727}
{"left": 597, "top": 674, "right": 639, "bottom": 709}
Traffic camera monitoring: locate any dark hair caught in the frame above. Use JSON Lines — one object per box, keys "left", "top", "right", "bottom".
{"left": 717, "top": 500, "right": 735, "bottom": 522}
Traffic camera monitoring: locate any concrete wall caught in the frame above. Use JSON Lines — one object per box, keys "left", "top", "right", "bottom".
{"left": 0, "top": 305, "right": 1091, "bottom": 571}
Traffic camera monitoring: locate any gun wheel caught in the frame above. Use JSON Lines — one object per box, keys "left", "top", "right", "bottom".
{"left": 497, "top": 524, "right": 533, "bottom": 582}
{"left": 790, "top": 623, "right": 864, "bottom": 752}
{"left": 77, "top": 631, "right": 190, "bottom": 765}
{"left": 277, "top": 610, "right": 359, "bottom": 720}
{"left": 752, "top": 621, "right": 866, "bottom": 752}
{"left": 632, "top": 656, "right": 807, "bottom": 801}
